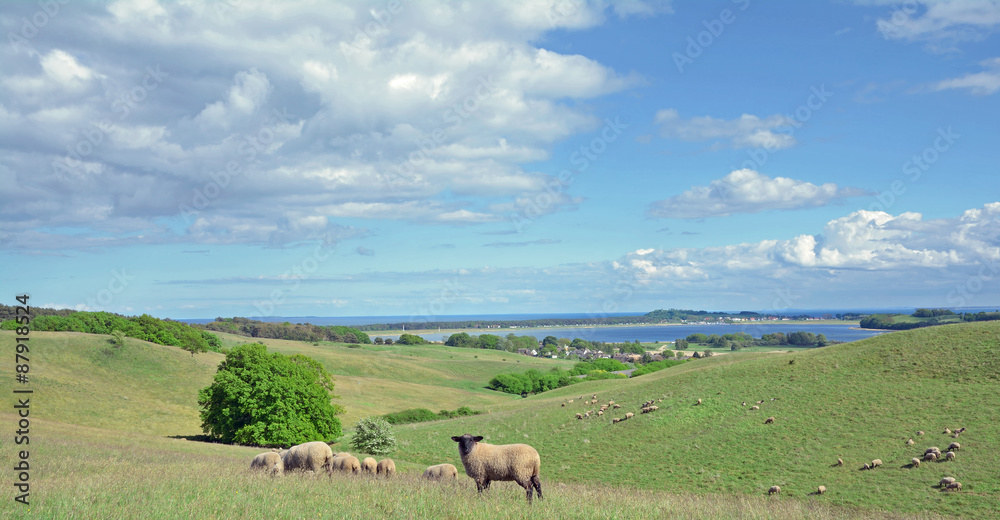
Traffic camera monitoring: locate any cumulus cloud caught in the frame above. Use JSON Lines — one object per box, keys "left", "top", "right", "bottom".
{"left": 0, "top": 0, "right": 657, "bottom": 251}
{"left": 648, "top": 170, "right": 869, "bottom": 219}
{"left": 932, "top": 57, "right": 1000, "bottom": 95}
{"left": 654, "top": 109, "right": 797, "bottom": 150}
{"left": 615, "top": 203, "right": 1000, "bottom": 304}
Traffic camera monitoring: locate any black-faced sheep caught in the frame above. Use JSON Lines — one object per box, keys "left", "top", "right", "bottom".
{"left": 451, "top": 433, "right": 542, "bottom": 503}
{"left": 376, "top": 458, "right": 396, "bottom": 477}
{"left": 817, "top": 485, "right": 826, "bottom": 495}
{"left": 751, "top": 405, "right": 760, "bottom": 411}
{"left": 281, "top": 441, "right": 334, "bottom": 474}
{"left": 331, "top": 454, "right": 361, "bottom": 474}
{"left": 768, "top": 485, "right": 780, "bottom": 495}
{"left": 625, "top": 412, "right": 634, "bottom": 419}
{"left": 250, "top": 452, "right": 284, "bottom": 476}
{"left": 423, "top": 463, "right": 458, "bottom": 481}
{"left": 906, "top": 438, "right": 915, "bottom": 445}
{"left": 917, "top": 431, "right": 924, "bottom": 436}
{"left": 764, "top": 416, "right": 775, "bottom": 424}
{"left": 695, "top": 399, "right": 702, "bottom": 406}
{"left": 870, "top": 459, "right": 882, "bottom": 468}
{"left": 948, "top": 442, "right": 961, "bottom": 451}
{"left": 613, "top": 404, "right": 622, "bottom": 409}
{"left": 361, "top": 457, "right": 378, "bottom": 474}
{"left": 575, "top": 413, "right": 583, "bottom": 420}
{"left": 943, "top": 428, "right": 951, "bottom": 434}
{"left": 911, "top": 458, "right": 920, "bottom": 468}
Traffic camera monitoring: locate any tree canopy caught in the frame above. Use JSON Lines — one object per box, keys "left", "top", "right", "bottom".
{"left": 198, "top": 343, "right": 343, "bottom": 446}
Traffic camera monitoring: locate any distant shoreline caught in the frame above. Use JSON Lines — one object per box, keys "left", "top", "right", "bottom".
{"left": 373, "top": 319, "right": 859, "bottom": 337}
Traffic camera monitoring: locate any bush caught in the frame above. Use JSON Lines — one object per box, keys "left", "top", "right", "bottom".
{"left": 382, "top": 408, "right": 439, "bottom": 425}
{"left": 197, "top": 343, "right": 343, "bottom": 446}
{"left": 351, "top": 417, "right": 397, "bottom": 456}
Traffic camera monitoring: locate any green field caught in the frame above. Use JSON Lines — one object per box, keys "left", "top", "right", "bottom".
{"left": 2, "top": 321, "right": 998, "bottom": 518}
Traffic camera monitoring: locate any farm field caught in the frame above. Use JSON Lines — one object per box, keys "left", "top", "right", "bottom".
{"left": 1, "top": 321, "right": 998, "bottom": 518}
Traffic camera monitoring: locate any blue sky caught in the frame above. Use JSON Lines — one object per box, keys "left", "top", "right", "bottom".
{"left": 2, "top": 0, "right": 998, "bottom": 319}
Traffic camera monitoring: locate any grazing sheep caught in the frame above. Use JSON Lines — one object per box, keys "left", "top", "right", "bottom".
{"left": 613, "top": 404, "right": 622, "bottom": 409}
{"left": 422, "top": 463, "right": 458, "bottom": 481}
{"left": 561, "top": 403, "right": 566, "bottom": 407}
{"left": 836, "top": 458, "right": 844, "bottom": 467}
{"left": 612, "top": 418, "right": 621, "bottom": 424}
{"left": 331, "top": 454, "right": 361, "bottom": 474}
{"left": 742, "top": 402, "right": 747, "bottom": 406}
{"left": 751, "top": 405, "right": 760, "bottom": 411}
{"left": 939, "top": 477, "right": 956, "bottom": 487}
{"left": 657, "top": 398, "right": 662, "bottom": 402}
{"left": 911, "top": 458, "right": 920, "bottom": 468}
{"left": 334, "top": 452, "right": 352, "bottom": 458}
{"left": 597, "top": 410, "right": 604, "bottom": 416}
{"left": 567, "top": 399, "right": 574, "bottom": 404}
{"left": 948, "top": 442, "right": 961, "bottom": 451}
{"left": 817, "top": 485, "right": 826, "bottom": 495}
{"left": 870, "top": 459, "right": 882, "bottom": 468}
{"left": 649, "top": 405, "right": 658, "bottom": 412}
{"left": 592, "top": 394, "right": 597, "bottom": 400}
{"left": 625, "top": 412, "right": 635, "bottom": 419}
{"left": 250, "top": 452, "right": 284, "bottom": 476}
{"left": 861, "top": 463, "right": 870, "bottom": 471}
{"left": 451, "top": 433, "right": 542, "bottom": 503}
{"left": 943, "top": 428, "right": 951, "bottom": 434}
{"left": 768, "top": 485, "right": 780, "bottom": 495}
{"left": 361, "top": 457, "right": 377, "bottom": 474}
{"left": 952, "top": 432, "right": 960, "bottom": 438}
{"left": 376, "top": 458, "right": 396, "bottom": 477}
{"left": 764, "top": 416, "right": 775, "bottom": 424}
{"left": 281, "top": 441, "right": 334, "bottom": 474}
{"left": 575, "top": 413, "right": 583, "bottom": 420}
{"left": 906, "top": 438, "right": 915, "bottom": 445}
{"left": 695, "top": 399, "right": 702, "bottom": 406}
{"left": 945, "top": 451, "right": 956, "bottom": 461}
{"left": 591, "top": 399, "right": 598, "bottom": 405}
{"left": 925, "top": 447, "right": 941, "bottom": 455}
{"left": 956, "top": 427, "right": 966, "bottom": 433}
{"left": 924, "top": 452, "right": 938, "bottom": 462}
{"left": 946, "top": 482, "right": 962, "bottom": 492}
{"left": 917, "top": 431, "right": 924, "bottom": 436}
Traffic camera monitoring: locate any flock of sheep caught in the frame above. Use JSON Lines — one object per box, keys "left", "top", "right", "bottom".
{"left": 249, "top": 434, "right": 544, "bottom": 503}
{"left": 567, "top": 393, "right": 661, "bottom": 425}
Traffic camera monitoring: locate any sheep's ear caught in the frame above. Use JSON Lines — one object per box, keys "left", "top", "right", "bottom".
{"left": 473, "top": 436, "right": 483, "bottom": 442}
{"left": 451, "top": 436, "right": 461, "bottom": 442}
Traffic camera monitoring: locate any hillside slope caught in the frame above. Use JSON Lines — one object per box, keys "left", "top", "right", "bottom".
{"left": 393, "top": 321, "right": 1000, "bottom": 518}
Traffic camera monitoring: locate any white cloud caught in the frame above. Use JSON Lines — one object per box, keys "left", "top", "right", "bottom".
{"left": 870, "top": 0, "right": 1000, "bottom": 49}
{"left": 616, "top": 203, "right": 1000, "bottom": 299}
{"left": 932, "top": 57, "right": 1000, "bottom": 95}
{"left": 648, "top": 170, "right": 869, "bottom": 219}
{"left": 654, "top": 109, "right": 797, "bottom": 150}
{"left": 194, "top": 68, "right": 272, "bottom": 130}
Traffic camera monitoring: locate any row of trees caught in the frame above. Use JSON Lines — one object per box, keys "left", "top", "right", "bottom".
{"left": 5, "top": 311, "right": 222, "bottom": 355}
{"left": 487, "top": 359, "right": 629, "bottom": 395}
{"left": 201, "top": 317, "right": 370, "bottom": 344}
{"left": 678, "top": 331, "right": 830, "bottom": 350}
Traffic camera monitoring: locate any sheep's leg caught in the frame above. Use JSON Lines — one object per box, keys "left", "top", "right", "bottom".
{"left": 532, "top": 475, "right": 543, "bottom": 500}
{"left": 518, "top": 478, "right": 533, "bottom": 503}
{"left": 476, "top": 479, "right": 489, "bottom": 493}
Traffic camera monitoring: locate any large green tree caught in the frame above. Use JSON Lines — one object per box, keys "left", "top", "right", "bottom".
{"left": 198, "top": 343, "right": 343, "bottom": 446}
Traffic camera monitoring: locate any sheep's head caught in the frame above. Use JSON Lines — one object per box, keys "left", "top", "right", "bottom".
{"left": 451, "top": 434, "right": 484, "bottom": 456}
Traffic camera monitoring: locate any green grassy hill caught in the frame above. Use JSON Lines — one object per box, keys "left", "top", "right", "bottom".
{"left": 1, "top": 322, "right": 997, "bottom": 518}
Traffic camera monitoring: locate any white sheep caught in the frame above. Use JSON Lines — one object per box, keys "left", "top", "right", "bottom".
{"left": 817, "top": 485, "right": 826, "bottom": 495}
{"left": 281, "top": 441, "right": 334, "bottom": 474}
{"left": 451, "top": 433, "right": 542, "bottom": 503}
{"left": 948, "top": 442, "right": 961, "bottom": 451}
{"left": 331, "top": 454, "right": 361, "bottom": 474}
{"left": 911, "top": 458, "right": 920, "bottom": 468}
{"left": 939, "top": 477, "right": 956, "bottom": 487}
{"left": 768, "top": 485, "right": 780, "bottom": 495}
{"left": 376, "top": 458, "right": 396, "bottom": 477}
{"left": 945, "top": 451, "right": 956, "bottom": 461}
{"left": 361, "top": 456, "right": 378, "bottom": 474}
{"left": 249, "top": 452, "right": 284, "bottom": 476}
{"left": 422, "top": 463, "right": 458, "bottom": 481}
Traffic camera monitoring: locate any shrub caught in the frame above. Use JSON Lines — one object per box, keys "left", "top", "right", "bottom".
{"left": 382, "top": 408, "right": 439, "bottom": 425}
{"left": 351, "top": 417, "right": 397, "bottom": 456}
{"left": 197, "top": 343, "right": 343, "bottom": 446}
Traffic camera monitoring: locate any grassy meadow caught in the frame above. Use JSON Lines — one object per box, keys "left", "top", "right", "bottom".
{"left": 1, "top": 321, "right": 998, "bottom": 518}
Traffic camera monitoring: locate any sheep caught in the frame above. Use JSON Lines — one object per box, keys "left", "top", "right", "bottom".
{"left": 695, "top": 399, "right": 702, "bottom": 406}
{"left": 452, "top": 433, "right": 542, "bottom": 503}
{"left": 768, "top": 485, "right": 780, "bottom": 495}
{"left": 361, "top": 457, "right": 378, "bottom": 474}
{"left": 592, "top": 394, "right": 597, "bottom": 400}
{"left": 575, "top": 413, "right": 583, "bottom": 420}
{"left": 939, "top": 477, "right": 956, "bottom": 487}
{"left": 625, "top": 412, "right": 635, "bottom": 419}
{"left": 952, "top": 432, "right": 960, "bottom": 438}
{"left": 906, "top": 438, "right": 915, "bottom": 445}
{"left": 943, "top": 428, "right": 951, "bottom": 434}
{"left": 911, "top": 458, "right": 920, "bottom": 468}
{"left": 281, "top": 441, "right": 334, "bottom": 474}
{"left": 742, "top": 402, "right": 747, "bottom": 406}
{"left": 870, "top": 459, "right": 882, "bottom": 468}
{"left": 946, "top": 482, "right": 962, "bottom": 492}
{"left": 561, "top": 403, "right": 565, "bottom": 407}
{"left": 334, "top": 452, "right": 352, "bottom": 458}
{"left": 764, "top": 416, "right": 775, "bottom": 424}
{"left": 917, "top": 430, "right": 924, "bottom": 436}
{"left": 948, "top": 442, "right": 961, "bottom": 451}
{"left": 331, "top": 454, "right": 361, "bottom": 474}
{"left": 751, "top": 405, "right": 760, "bottom": 411}
{"left": 422, "top": 463, "right": 458, "bottom": 481}
{"left": 925, "top": 447, "right": 941, "bottom": 455}
{"left": 924, "top": 452, "right": 938, "bottom": 462}
{"left": 612, "top": 418, "right": 621, "bottom": 424}
{"left": 376, "top": 458, "right": 396, "bottom": 477}
{"left": 861, "top": 463, "right": 870, "bottom": 471}
{"left": 836, "top": 458, "right": 844, "bottom": 467}
{"left": 956, "top": 427, "right": 966, "bottom": 433}
{"left": 597, "top": 410, "right": 604, "bottom": 416}
{"left": 249, "top": 452, "right": 284, "bottom": 476}
{"left": 613, "top": 404, "right": 622, "bottom": 409}
{"left": 817, "top": 485, "right": 826, "bottom": 495}
{"left": 649, "top": 405, "right": 658, "bottom": 412}
{"left": 945, "top": 451, "right": 956, "bottom": 461}
{"left": 567, "top": 399, "right": 574, "bottom": 404}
